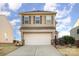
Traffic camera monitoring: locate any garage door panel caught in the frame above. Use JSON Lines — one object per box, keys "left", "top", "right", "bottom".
{"left": 24, "top": 33, "right": 51, "bottom": 45}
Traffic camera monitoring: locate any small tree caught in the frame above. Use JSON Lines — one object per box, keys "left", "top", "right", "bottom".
{"left": 62, "top": 36, "right": 75, "bottom": 46}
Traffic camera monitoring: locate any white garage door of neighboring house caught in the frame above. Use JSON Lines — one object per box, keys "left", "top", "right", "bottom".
{"left": 24, "top": 33, "right": 51, "bottom": 45}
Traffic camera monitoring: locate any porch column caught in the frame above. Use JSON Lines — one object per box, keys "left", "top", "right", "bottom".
{"left": 21, "top": 32, "right": 24, "bottom": 45}
{"left": 51, "top": 31, "right": 56, "bottom": 45}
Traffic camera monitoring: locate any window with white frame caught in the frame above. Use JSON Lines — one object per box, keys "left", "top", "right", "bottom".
{"left": 34, "top": 16, "right": 40, "bottom": 24}
{"left": 45, "top": 15, "right": 52, "bottom": 24}
{"left": 24, "top": 16, "right": 29, "bottom": 24}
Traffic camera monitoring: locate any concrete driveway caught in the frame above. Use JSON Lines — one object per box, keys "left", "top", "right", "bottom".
{"left": 6, "top": 45, "right": 62, "bottom": 56}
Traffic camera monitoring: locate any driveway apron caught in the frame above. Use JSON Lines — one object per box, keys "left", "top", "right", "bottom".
{"left": 6, "top": 45, "right": 62, "bottom": 56}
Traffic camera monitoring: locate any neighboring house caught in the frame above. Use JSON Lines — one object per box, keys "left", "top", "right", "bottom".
{"left": 0, "top": 15, "right": 13, "bottom": 43}
{"left": 70, "top": 18, "right": 79, "bottom": 42}
{"left": 70, "top": 26, "right": 79, "bottom": 41}
{"left": 20, "top": 10, "right": 57, "bottom": 45}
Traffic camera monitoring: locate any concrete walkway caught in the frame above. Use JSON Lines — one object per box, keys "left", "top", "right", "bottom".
{"left": 6, "top": 45, "right": 62, "bottom": 56}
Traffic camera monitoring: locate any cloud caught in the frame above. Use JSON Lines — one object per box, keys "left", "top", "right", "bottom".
{"left": 56, "top": 16, "right": 72, "bottom": 38}
{"left": 44, "top": 3, "right": 57, "bottom": 11}
{"left": 17, "top": 30, "right": 21, "bottom": 36}
{"left": 56, "top": 4, "right": 75, "bottom": 18}
{"left": 44, "top": 3, "right": 75, "bottom": 18}
{"left": 57, "top": 16, "right": 71, "bottom": 25}
{"left": 10, "top": 19, "right": 21, "bottom": 40}
{"left": 8, "top": 3, "right": 22, "bottom": 11}
{"left": 17, "top": 26, "right": 21, "bottom": 30}
{"left": 10, "top": 19, "right": 21, "bottom": 26}
{"left": 0, "top": 11, "right": 10, "bottom": 16}
{"left": 15, "top": 27, "right": 21, "bottom": 40}
{"left": 10, "top": 18, "right": 21, "bottom": 40}
{"left": 16, "top": 28, "right": 21, "bottom": 36}
{"left": 0, "top": 3, "right": 22, "bottom": 16}
{"left": 58, "top": 31, "right": 70, "bottom": 38}
{"left": 32, "top": 8, "right": 36, "bottom": 11}
{"left": 56, "top": 16, "right": 72, "bottom": 31}
{"left": 57, "top": 16, "right": 73, "bottom": 38}
{"left": 0, "top": 4, "right": 5, "bottom": 8}
{"left": 0, "top": 3, "right": 11, "bottom": 16}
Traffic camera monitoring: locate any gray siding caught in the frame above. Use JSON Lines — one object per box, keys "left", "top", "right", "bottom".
{"left": 70, "top": 26, "right": 79, "bottom": 40}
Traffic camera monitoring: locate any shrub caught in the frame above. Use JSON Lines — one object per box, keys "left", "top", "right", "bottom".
{"left": 62, "top": 36, "right": 75, "bottom": 45}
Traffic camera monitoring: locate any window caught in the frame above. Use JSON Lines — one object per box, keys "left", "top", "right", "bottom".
{"left": 4, "top": 33, "right": 8, "bottom": 40}
{"left": 34, "top": 16, "right": 40, "bottom": 24}
{"left": 77, "top": 29, "right": 79, "bottom": 34}
{"left": 45, "top": 15, "right": 52, "bottom": 24}
{"left": 24, "top": 16, "right": 30, "bottom": 24}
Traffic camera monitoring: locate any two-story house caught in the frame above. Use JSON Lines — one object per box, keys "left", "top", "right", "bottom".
{"left": 70, "top": 19, "right": 79, "bottom": 43}
{"left": 20, "top": 11, "right": 57, "bottom": 45}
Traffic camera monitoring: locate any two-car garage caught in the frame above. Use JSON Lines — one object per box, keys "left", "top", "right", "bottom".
{"left": 24, "top": 33, "right": 52, "bottom": 45}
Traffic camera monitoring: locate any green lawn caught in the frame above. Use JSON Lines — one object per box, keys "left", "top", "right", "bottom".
{"left": 0, "top": 44, "right": 19, "bottom": 56}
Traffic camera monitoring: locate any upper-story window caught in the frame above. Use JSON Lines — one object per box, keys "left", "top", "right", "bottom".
{"left": 34, "top": 16, "right": 41, "bottom": 24}
{"left": 24, "top": 16, "right": 31, "bottom": 24}
{"left": 45, "top": 15, "right": 52, "bottom": 24}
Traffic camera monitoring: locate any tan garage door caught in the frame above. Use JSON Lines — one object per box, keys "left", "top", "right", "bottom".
{"left": 24, "top": 33, "right": 51, "bottom": 45}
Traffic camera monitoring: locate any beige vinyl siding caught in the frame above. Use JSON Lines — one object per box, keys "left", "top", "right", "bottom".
{"left": 0, "top": 15, "right": 13, "bottom": 43}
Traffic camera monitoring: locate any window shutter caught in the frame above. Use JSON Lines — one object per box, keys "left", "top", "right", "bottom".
{"left": 40, "top": 16, "right": 42, "bottom": 24}
{"left": 52, "top": 16, "right": 53, "bottom": 24}
{"left": 22, "top": 16, "right": 24, "bottom": 24}
{"left": 33, "top": 16, "right": 35, "bottom": 24}
{"left": 29, "top": 16, "right": 31, "bottom": 24}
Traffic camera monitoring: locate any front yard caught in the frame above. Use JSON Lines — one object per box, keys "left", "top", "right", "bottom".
{"left": 0, "top": 44, "right": 19, "bottom": 56}
{"left": 57, "top": 45, "right": 79, "bottom": 56}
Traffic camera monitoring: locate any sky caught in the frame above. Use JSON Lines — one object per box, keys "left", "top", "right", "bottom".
{"left": 0, "top": 3, "right": 79, "bottom": 40}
